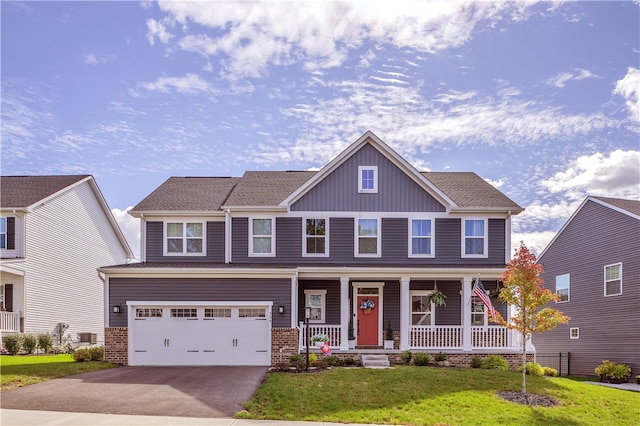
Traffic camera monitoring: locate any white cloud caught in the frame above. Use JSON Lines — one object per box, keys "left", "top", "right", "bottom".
{"left": 83, "top": 52, "right": 115, "bottom": 65}
{"left": 140, "top": 73, "right": 214, "bottom": 94}
{"left": 613, "top": 67, "right": 640, "bottom": 122}
{"left": 511, "top": 230, "right": 557, "bottom": 257}
{"left": 111, "top": 207, "right": 140, "bottom": 261}
{"left": 545, "top": 68, "right": 599, "bottom": 88}
{"left": 146, "top": 18, "right": 174, "bottom": 46}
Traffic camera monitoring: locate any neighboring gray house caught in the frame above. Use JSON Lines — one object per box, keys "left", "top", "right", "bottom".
{"left": 535, "top": 196, "right": 640, "bottom": 378}
{"left": 0, "top": 175, "right": 133, "bottom": 346}
{"left": 100, "top": 131, "right": 527, "bottom": 366}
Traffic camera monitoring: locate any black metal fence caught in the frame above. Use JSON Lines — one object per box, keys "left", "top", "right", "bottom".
{"left": 535, "top": 352, "right": 571, "bottom": 376}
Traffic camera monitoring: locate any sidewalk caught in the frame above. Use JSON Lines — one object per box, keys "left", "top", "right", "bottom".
{"left": 1, "top": 409, "right": 376, "bottom": 426}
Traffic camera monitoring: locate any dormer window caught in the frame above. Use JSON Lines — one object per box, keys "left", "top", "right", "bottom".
{"left": 358, "top": 166, "right": 378, "bottom": 193}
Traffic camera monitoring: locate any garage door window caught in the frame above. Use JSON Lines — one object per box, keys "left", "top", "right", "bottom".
{"left": 205, "top": 308, "right": 231, "bottom": 318}
{"left": 239, "top": 308, "right": 266, "bottom": 318}
{"left": 171, "top": 308, "right": 197, "bottom": 318}
{"left": 136, "top": 308, "right": 163, "bottom": 318}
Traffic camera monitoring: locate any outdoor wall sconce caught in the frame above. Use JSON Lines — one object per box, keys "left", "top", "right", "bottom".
{"left": 278, "top": 305, "right": 285, "bottom": 314}
{"left": 113, "top": 305, "right": 122, "bottom": 313}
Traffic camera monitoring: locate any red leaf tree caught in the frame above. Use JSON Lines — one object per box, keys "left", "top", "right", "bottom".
{"left": 495, "top": 242, "right": 570, "bottom": 395}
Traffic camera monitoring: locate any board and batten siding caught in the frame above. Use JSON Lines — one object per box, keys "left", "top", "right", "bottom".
{"left": 535, "top": 199, "right": 640, "bottom": 377}
{"left": 291, "top": 143, "right": 446, "bottom": 212}
{"left": 21, "top": 181, "right": 129, "bottom": 343}
{"left": 109, "top": 277, "right": 292, "bottom": 328}
{"left": 145, "top": 221, "right": 225, "bottom": 263}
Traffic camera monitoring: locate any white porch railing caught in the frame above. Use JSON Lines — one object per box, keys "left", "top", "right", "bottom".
{"left": 410, "top": 326, "right": 462, "bottom": 349}
{"left": 471, "top": 326, "right": 509, "bottom": 348}
{"left": 0, "top": 311, "right": 20, "bottom": 333}
{"left": 299, "top": 323, "right": 341, "bottom": 349}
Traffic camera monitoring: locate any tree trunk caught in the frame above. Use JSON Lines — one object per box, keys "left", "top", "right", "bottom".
{"left": 521, "top": 332, "right": 527, "bottom": 395}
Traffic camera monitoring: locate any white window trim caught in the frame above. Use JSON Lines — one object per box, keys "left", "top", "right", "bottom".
{"left": 354, "top": 217, "right": 381, "bottom": 257}
{"left": 358, "top": 166, "right": 378, "bottom": 193}
{"left": 249, "top": 217, "right": 276, "bottom": 257}
{"left": 408, "top": 218, "right": 435, "bottom": 258}
{"left": 555, "top": 273, "right": 570, "bottom": 303}
{"left": 304, "top": 289, "right": 327, "bottom": 323}
{"left": 302, "top": 218, "right": 329, "bottom": 257}
{"left": 471, "top": 294, "right": 488, "bottom": 327}
{"left": 570, "top": 327, "right": 579, "bottom": 339}
{"left": 461, "top": 218, "right": 488, "bottom": 258}
{"left": 163, "top": 221, "right": 206, "bottom": 256}
{"left": 604, "top": 262, "right": 622, "bottom": 297}
{"left": 409, "top": 290, "right": 435, "bottom": 327}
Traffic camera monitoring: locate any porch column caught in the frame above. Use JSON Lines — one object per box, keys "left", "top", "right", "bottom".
{"left": 400, "top": 276, "right": 410, "bottom": 350}
{"left": 461, "top": 276, "right": 473, "bottom": 351}
{"left": 340, "top": 276, "right": 349, "bottom": 350}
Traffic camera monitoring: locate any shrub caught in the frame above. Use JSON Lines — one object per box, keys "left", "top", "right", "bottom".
{"left": 73, "top": 348, "right": 92, "bottom": 362}
{"left": 37, "top": 333, "right": 53, "bottom": 354}
{"left": 543, "top": 366, "right": 558, "bottom": 377}
{"left": 326, "top": 355, "right": 342, "bottom": 367}
{"left": 434, "top": 352, "right": 447, "bottom": 362}
{"left": 595, "top": 360, "right": 631, "bottom": 383}
{"left": 289, "top": 354, "right": 303, "bottom": 363}
{"left": 308, "top": 352, "right": 318, "bottom": 366}
{"left": 400, "top": 350, "right": 412, "bottom": 364}
{"left": 2, "top": 334, "right": 22, "bottom": 355}
{"left": 481, "top": 354, "right": 509, "bottom": 371}
{"left": 343, "top": 357, "right": 357, "bottom": 366}
{"left": 315, "top": 359, "right": 329, "bottom": 369}
{"left": 413, "top": 352, "right": 431, "bottom": 366}
{"left": 88, "top": 346, "right": 104, "bottom": 361}
{"left": 518, "top": 362, "right": 544, "bottom": 376}
{"left": 471, "top": 356, "right": 483, "bottom": 369}
{"left": 21, "top": 334, "right": 38, "bottom": 354}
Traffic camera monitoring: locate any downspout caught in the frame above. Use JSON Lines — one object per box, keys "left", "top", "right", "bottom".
{"left": 139, "top": 213, "right": 146, "bottom": 262}
{"left": 505, "top": 210, "right": 512, "bottom": 264}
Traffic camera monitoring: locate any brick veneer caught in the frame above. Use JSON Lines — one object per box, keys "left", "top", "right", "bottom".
{"left": 105, "top": 327, "right": 128, "bottom": 365}
{"left": 271, "top": 328, "right": 299, "bottom": 365}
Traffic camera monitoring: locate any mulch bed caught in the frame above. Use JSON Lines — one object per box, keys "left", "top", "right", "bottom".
{"left": 497, "top": 391, "right": 559, "bottom": 407}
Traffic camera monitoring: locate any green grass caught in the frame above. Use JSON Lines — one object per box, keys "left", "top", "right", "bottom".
{"left": 241, "top": 366, "right": 640, "bottom": 425}
{"left": 0, "top": 354, "right": 116, "bottom": 391}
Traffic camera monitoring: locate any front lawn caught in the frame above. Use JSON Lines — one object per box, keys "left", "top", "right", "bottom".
{"left": 241, "top": 366, "right": 640, "bottom": 425}
{"left": 0, "top": 354, "right": 116, "bottom": 391}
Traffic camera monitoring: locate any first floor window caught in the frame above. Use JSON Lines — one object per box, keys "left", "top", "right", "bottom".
{"left": 410, "top": 219, "right": 433, "bottom": 256}
{"left": 556, "top": 274, "right": 570, "bottom": 302}
{"left": 463, "top": 219, "right": 486, "bottom": 256}
{"left": 570, "top": 328, "right": 579, "bottom": 339}
{"left": 305, "top": 290, "right": 326, "bottom": 323}
{"left": 604, "top": 263, "right": 622, "bottom": 296}
{"left": 410, "top": 292, "right": 433, "bottom": 326}
{"left": 166, "top": 222, "right": 204, "bottom": 254}
{"left": 471, "top": 296, "right": 486, "bottom": 326}
{"left": 305, "top": 218, "right": 327, "bottom": 255}
{"left": 356, "top": 218, "right": 380, "bottom": 256}
{"left": 0, "top": 285, "right": 4, "bottom": 310}
{"left": 251, "top": 218, "right": 274, "bottom": 256}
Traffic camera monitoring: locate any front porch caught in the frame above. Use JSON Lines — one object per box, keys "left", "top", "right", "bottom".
{"left": 0, "top": 311, "right": 20, "bottom": 333}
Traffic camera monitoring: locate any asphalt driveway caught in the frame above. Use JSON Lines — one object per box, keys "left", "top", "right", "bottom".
{"left": 0, "top": 366, "right": 268, "bottom": 418}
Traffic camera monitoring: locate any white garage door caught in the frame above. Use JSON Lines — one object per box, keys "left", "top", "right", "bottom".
{"left": 129, "top": 303, "right": 271, "bottom": 366}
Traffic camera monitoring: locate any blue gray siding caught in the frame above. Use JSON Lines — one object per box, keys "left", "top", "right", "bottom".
{"left": 298, "top": 280, "right": 341, "bottom": 324}
{"left": 146, "top": 221, "right": 225, "bottom": 263}
{"left": 291, "top": 143, "right": 446, "bottom": 212}
{"left": 535, "top": 200, "right": 640, "bottom": 377}
{"left": 109, "top": 277, "right": 292, "bottom": 327}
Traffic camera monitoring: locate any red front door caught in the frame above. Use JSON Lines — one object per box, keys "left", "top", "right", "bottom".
{"left": 357, "top": 295, "right": 379, "bottom": 345}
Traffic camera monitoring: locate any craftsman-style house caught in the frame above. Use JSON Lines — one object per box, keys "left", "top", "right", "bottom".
{"left": 100, "top": 131, "right": 526, "bottom": 366}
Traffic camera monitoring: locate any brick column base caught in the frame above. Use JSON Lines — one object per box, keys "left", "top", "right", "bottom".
{"left": 105, "top": 327, "right": 128, "bottom": 365}
{"left": 271, "top": 328, "right": 299, "bottom": 366}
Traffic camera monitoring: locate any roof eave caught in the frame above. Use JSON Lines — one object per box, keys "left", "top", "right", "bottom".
{"left": 220, "top": 205, "right": 288, "bottom": 213}
{"left": 450, "top": 207, "right": 525, "bottom": 215}
{"left": 129, "top": 210, "right": 226, "bottom": 218}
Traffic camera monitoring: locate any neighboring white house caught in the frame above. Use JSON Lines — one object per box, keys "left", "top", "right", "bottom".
{"left": 0, "top": 175, "right": 133, "bottom": 346}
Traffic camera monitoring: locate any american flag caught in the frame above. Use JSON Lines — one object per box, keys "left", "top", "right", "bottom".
{"left": 473, "top": 278, "right": 497, "bottom": 321}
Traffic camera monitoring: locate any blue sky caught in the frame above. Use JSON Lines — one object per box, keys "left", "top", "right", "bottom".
{"left": 2, "top": 1, "right": 639, "bottom": 260}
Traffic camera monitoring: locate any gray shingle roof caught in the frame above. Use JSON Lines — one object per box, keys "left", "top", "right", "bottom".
{"left": 592, "top": 196, "right": 640, "bottom": 217}
{"left": 131, "top": 177, "right": 241, "bottom": 212}
{"left": 223, "top": 171, "right": 316, "bottom": 207}
{"left": 0, "top": 175, "right": 90, "bottom": 208}
{"left": 422, "top": 172, "right": 522, "bottom": 210}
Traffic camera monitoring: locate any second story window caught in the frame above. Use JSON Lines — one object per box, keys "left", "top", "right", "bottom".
{"left": 304, "top": 218, "right": 327, "bottom": 256}
{"left": 604, "top": 263, "right": 622, "bottom": 296}
{"left": 556, "top": 273, "right": 570, "bottom": 302}
{"left": 165, "top": 222, "right": 205, "bottom": 255}
{"left": 409, "top": 219, "right": 433, "bottom": 257}
{"left": 358, "top": 166, "right": 378, "bottom": 193}
{"left": 356, "top": 218, "right": 380, "bottom": 257}
{"left": 463, "top": 219, "right": 487, "bottom": 257}
{"left": 250, "top": 218, "right": 275, "bottom": 256}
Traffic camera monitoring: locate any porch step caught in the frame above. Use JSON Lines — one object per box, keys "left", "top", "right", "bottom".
{"left": 361, "top": 354, "right": 390, "bottom": 368}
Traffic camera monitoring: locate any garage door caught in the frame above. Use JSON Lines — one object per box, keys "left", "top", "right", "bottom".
{"left": 129, "top": 304, "right": 271, "bottom": 366}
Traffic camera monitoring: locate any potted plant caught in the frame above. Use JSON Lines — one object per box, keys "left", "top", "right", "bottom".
{"left": 384, "top": 320, "right": 394, "bottom": 350}
{"left": 348, "top": 318, "right": 356, "bottom": 349}
{"left": 636, "top": 375, "right": 640, "bottom": 385}
{"left": 311, "top": 333, "right": 329, "bottom": 347}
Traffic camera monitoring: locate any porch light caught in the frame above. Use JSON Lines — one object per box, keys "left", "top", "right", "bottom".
{"left": 304, "top": 306, "right": 311, "bottom": 319}
{"left": 113, "top": 305, "right": 122, "bottom": 313}
{"left": 278, "top": 305, "right": 285, "bottom": 314}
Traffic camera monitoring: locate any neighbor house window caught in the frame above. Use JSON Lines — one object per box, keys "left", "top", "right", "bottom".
{"left": 358, "top": 166, "right": 378, "bottom": 193}
{"left": 356, "top": 218, "right": 380, "bottom": 256}
{"left": 0, "top": 217, "right": 6, "bottom": 249}
{"left": 462, "top": 219, "right": 487, "bottom": 257}
{"left": 410, "top": 291, "right": 434, "bottom": 326}
{"left": 604, "top": 263, "right": 622, "bottom": 296}
{"left": 409, "top": 219, "right": 434, "bottom": 257}
{"left": 165, "top": 222, "right": 205, "bottom": 255}
{"left": 304, "top": 290, "right": 327, "bottom": 323}
{"left": 556, "top": 274, "right": 570, "bottom": 302}
{"left": 570, "top": 328, "right": 579, "bottom": 339}
{"left": 304, "top": 218, "right": 327, "bottom": 256}
{"left": 250, "top": 218, "right": 275, "bottom": 256}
